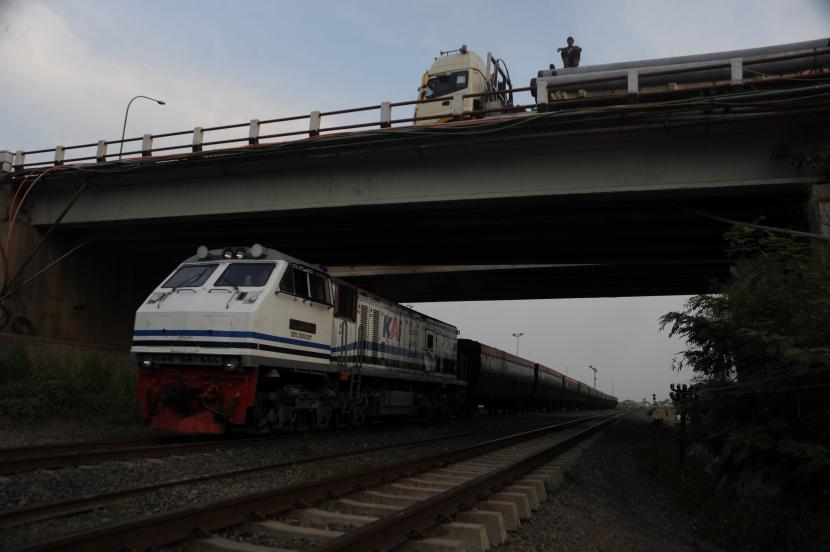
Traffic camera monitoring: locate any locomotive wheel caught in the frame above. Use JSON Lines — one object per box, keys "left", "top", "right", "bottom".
{"left": 314, "top": 404, "right": 332, "bottom": 429}
{"left": 278, "top": 404, "right": 299, "bottom": 432}
{"left": 350, "top": 404, "right": 367, "bottom": 427}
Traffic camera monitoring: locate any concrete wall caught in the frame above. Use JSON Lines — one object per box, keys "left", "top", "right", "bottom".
{"left": 1, "top": 215, "right": 160, "bottom": 348}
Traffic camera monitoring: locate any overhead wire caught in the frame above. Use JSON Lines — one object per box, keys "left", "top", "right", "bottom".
{"left": 676, "top": 206, "right": 830, "bottom": 242}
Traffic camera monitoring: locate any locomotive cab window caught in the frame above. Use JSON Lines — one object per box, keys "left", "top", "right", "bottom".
{"left": 214, "top": 263, "right": 275, "bottom": 287}
{"left": 334, "top": 284, "right": 358, "bottom": 321}
{"left": 162, "top": 264, "right": 218, "bottom": 288}
{"left": 280, "top": 264, "right": 331, "bottom": 305}
{"left": 425, "top": 330, "right": 435, "bottom": 351}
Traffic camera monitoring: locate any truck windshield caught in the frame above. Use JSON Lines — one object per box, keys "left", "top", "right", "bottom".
{"left": 424, "top": 70, "right": 469, "bottom": 98}
{"left": 214, "top": 263, "right": 275, "bottom": 287}
{"left": 161, "top": 264, "right": 218, "bottom": 288}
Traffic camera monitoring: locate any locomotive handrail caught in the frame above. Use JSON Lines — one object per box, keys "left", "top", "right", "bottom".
{"left": 3, "top": 46, "right": 827, "bottom": 172}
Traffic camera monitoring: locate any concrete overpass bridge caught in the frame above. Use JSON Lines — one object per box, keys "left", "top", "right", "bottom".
{"left": 2, "top": 44, "right": 829, "bottom": 347}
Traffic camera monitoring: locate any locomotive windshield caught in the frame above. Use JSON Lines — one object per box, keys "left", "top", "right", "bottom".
{"left": 424, "top": 70, "right": 469, "bottom": 98}
{"left": 214, "top": 262, "right": 275, "bottom": 287}
{"left": 161, "top": 264, "right": 218, "bottom": 288}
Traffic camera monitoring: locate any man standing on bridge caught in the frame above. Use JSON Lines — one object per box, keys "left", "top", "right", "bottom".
{"left": 557, "top": 36, "right": 582, "bottom": 68}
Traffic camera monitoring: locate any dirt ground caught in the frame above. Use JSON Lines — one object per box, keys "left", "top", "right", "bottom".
{"left": 496, "top": 412, "right": 721, "bottom": 552}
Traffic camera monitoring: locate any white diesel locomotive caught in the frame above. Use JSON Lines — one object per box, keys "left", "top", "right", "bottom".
{"left": 133, "top": 245, "right": 616, "bottom": 434}
{"left": 132, "top": 245, "right": 460, "bottom": 433}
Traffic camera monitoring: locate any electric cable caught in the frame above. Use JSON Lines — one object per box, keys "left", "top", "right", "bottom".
{"left": 0, "top": 232, "right": 102, "bottom": 302}
{"left": 675, "top": 206, "right": 830, "bottom": 242}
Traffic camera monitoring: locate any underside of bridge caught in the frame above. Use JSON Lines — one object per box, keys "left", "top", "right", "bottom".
{"left": 4, "top": 180, "right": 811, "bottom": 349}
{"left": 3, "top": 89, "right": 828, "bottom": 348}
{"left": 55, "top": 181, "right": 811, "bottom": 301}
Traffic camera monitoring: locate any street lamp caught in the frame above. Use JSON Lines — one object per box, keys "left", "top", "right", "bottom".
{"left": 511, "top": 332, "right": 524, "bottom": 356}
{"left": 119, "top": 95, "right": 166, "bottom": 159}
{"left": 588, "top": 364, "right": 597, "bottom": 389}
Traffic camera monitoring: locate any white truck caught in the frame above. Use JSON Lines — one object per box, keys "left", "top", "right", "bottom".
{"left": 413, "top": 44, "right": 513, "bottom": 126}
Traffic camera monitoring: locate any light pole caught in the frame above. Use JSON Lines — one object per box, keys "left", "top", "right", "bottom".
{"left": 119, "top": 95, "right": 166, "bottom": 159}
{"left": 588, "top": 364, "right": 597, "bottom": 389}
{"left": 511, "top": 332, "right": 523, "bottom": 356}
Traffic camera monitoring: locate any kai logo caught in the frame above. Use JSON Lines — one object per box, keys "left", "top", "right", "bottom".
{"left": 383, "top": 315, "right": 401, "bottom": 342}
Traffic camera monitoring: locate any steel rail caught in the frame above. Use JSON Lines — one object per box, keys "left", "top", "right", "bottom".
{"left": 316, "top": 413, "right": 623, "bottom": 552}
{"left": 0, "top": 418, "right": 581, "bottom": 528}
{"left": 6, "top": 414, "right": 609, "bottom": 552}
{"left": 0, "top": 434, "right": 286, "bottom": 476}
{"left": 0, "top": 436, "right": 182, "bottom": 462}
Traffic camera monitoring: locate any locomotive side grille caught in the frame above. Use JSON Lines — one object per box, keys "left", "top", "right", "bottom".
{"left": 359, "top": 305, "right": 368, "bottom": 360}
{"left": 371, "top": 309, "right": 380, "bottom": 361}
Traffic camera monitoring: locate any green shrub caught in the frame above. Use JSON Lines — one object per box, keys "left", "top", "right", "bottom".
{"left": 659, "top": 226, "right": 830, "bottom": 551}
{"left": 0, "top": 344, "right": 141, "bottom": 424}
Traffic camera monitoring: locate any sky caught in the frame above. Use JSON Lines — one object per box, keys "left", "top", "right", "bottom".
{"left": 1, "top": 0, "right": 828, "bottom": 401}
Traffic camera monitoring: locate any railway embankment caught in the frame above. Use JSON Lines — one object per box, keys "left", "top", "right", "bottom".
{"left": 496, "top": 412, "right": 714, "bottom": 552}
{"left": 0, "top": 334, "right": 141, "bottom": 433}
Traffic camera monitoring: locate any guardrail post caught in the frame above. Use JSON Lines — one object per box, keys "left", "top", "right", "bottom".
{"left": 248, "top": 119, "right": 260, "bottom": 145}
{"left": 380, "top": 101, "right": 392, "bottom": 128}
{"left": 141, "top": 134, "right": 153, "bottom": 157}
{"left": 192, "top": 127, "right": 204, "bottom": 153}
{"left": 451, "top": 96, "right": 464, "bottom": 120}
{"left": 54, "top": 145, "right": 65, "bottom": 166}
{"left": 627, "top": 69, "right": 639, "bottom": 103}
{"left": 13, "top": 151, "right": 25, "bottom": 172}
{"left": 309, "top": 111, "right": 321, "bottom": 137}
{"left": 536, "top": 80, "right": 548, "bottom": 112}
{"left": 730, "top": 58, "right": 744, "bottom": 89}
{"left": 0, "top": 151, "right": 12, "bottom": 173}
{"left": 96, "top": 140, "right": 108, "bottom": 163}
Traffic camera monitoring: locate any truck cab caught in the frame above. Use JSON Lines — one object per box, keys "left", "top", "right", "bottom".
{"left": 414, "top": 45, "right": 512, "bottom": 126}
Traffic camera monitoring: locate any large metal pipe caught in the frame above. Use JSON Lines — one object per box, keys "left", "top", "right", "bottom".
{"left": 534, "top": 38, "right": 830, "bottom": 95}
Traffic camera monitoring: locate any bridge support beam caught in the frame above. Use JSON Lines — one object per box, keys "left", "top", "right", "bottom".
{"left": 1, "top": 181, "right": 153, "bottom": 346}
{"left": 810, "top": 184, "right": 830, "bottom": 239}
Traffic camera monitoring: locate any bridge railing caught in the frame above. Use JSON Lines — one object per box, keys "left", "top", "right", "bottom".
{"left": 3, "top": 89, "right": 538, "bottom": 172}
{"left": 3, "top": 45, "right": 828, "bottom": 173}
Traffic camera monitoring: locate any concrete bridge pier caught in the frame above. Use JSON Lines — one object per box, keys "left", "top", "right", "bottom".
{"left": 1, "top": 181, "right": 149, "bottom": 348}
{"left": 810, "top": 184, "right": 830, "bottom": 239}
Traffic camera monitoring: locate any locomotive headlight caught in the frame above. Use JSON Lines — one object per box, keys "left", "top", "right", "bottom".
{"left": 223, "top": 357, "right": 240, "bottom": 371}
{"left": 234, "top": 248, "right": 246, "bottom": 259}
{"left": 222, "top": 248, "right": 234, "bottom": 259}
{"left": 141, "top": 357, "right": 154, "bottom": 368}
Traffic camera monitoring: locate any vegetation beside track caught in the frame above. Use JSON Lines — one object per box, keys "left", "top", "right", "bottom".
{"left": 0, "top": 342, "right": 141, "bottom": 424}
{"left": 659, "top": 225, "right": 830, "bottom": 551}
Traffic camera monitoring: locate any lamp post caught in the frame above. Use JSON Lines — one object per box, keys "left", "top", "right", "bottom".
{"left": 588, "top": 364, "right": 597, "bottom": 389}
{"left": 119, "top": 95, "right": 166, "bottom": 159}
{"left": 511, "top": 332, "right": 524, "bottom": 356}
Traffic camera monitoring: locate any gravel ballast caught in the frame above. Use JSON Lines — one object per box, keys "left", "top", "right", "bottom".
{"left": 0, "top": 412, "right": 571, "bottom": 549}
{"left": 496, "top": 413, "right": 720, "bottom": 552}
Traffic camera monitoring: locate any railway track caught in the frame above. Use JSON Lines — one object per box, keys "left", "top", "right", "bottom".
{"left": 0, "top": 434, "right": 278, "bottom": 476}
{"left": 0, "top": 418, "right": 576, "bottom": 528}
{"left": 8, "top": 412, "right": 623, "bottom": 552}
{"left": 0, "top": 414, "right": 580, "bottom": 476}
